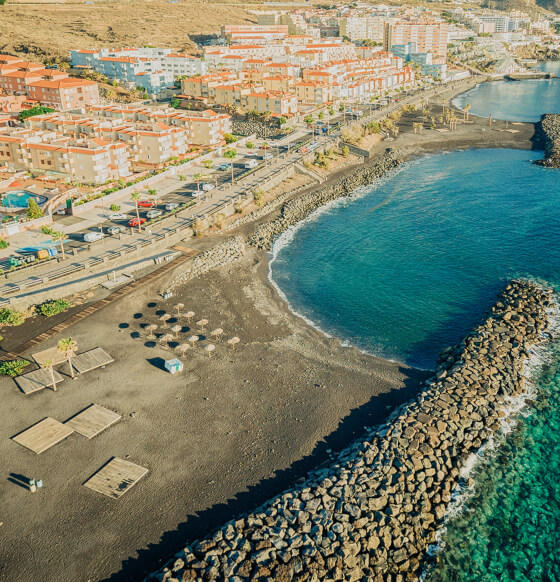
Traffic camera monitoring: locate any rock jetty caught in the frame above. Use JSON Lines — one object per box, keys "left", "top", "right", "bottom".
{"left": 535, "top": 113, "right": 560, "bottom": 168}
{"left": 249, "top": 150, "right": 401, "bottom": 250}
{"left": 148, "top": 280, "right": 554, "bottom": 582}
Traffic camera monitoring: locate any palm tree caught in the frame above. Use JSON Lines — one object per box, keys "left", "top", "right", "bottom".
{"left": 224, "top": 149, "right": 237, "bottom": 185}
{"left": 51, "top": 231, "right": 66, "bottom": 259}
{"left": 130, "top": 192, "right": 141, "bottom": 232}
{"left": 42, "top": 359, "right": 57, "bottom": 392}
{"left": 201, "top": 160, "right": 213, "bottom": 170}
{"left": 463, "top": 104, "right": 471, "bottom": 121}
{"left": 192, "top": 173, "right": 203, "bottom": 193}
{"left": 58, "top": 337, "right": 77, "bottom": 379}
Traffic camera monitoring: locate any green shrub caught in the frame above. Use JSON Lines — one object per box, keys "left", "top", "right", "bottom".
{"left": 0, "top": 308, "right": 25, "bottom": 326}
{"left": 0, "top": 360, "right": 29, "bottom": 377}
{"left": 27, "top": 197, "right": 44, "bottom": 219}
{"left": 0, "top": 238, "right": 8, "bottom": 249}
{"left": 36, "top": 299, "right": 70, "bottom": 317}
{"left": 224, "top": 133, "right": 238, "bottom": 144}
{"left": 245, "top": 141, "right": 255, "bottom": 149}
{"left": 41, "top": 225, "right": 54, "bottom": 235}
{"left": 109, "top": 204, "right": 121, "bottom": 212}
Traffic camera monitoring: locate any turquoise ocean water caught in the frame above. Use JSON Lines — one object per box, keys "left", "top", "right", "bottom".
{"left": 452, "top": 61, "right": 560, "bottom": 122}
{"left": 271, "top": 72, "right": 560, "bottom": 580}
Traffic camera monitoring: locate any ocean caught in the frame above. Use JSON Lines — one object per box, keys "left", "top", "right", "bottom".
{"left": 270, "top": 72, "right": 560, "bottom": 580}
{"left": 452, "top": 61, "right": 560, "bottom": 122}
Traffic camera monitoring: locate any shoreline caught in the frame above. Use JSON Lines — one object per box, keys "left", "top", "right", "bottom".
{"left": 147, "top": 280, "right": 555, "bottom": 582}
{"left": 0, "top": 85, "right": 546, "bottom": 582}
{"left": 143, "top": 101, "right": 550, "bottom": 580}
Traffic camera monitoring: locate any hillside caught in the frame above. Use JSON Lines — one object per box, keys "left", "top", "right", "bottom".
{"left": 0, "top": 0, "right": 258, "bottom": 62}
{"left": 484, "top": 0, "right": 560, "bottom": 13}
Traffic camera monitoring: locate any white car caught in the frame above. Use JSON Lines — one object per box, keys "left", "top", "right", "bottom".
{"left": 191, "top": 191, "right": 203, "bottom": 198}
{"left": 146, "top": 209, "right": 163, "bottom": 219}
{"left": 83, "top": 232, "right": 105, "bottom": 243}
{"left": 262, "top": 153, "right": 273, "bottom": 160}
{"left": 109, "top": 212, "right": 127, "bottom": 220}
{"left": 201, "top": 183, "right": 215, "bottom": 191}
{"left": 165, "top": 203, "right": 179, "bottom": 211}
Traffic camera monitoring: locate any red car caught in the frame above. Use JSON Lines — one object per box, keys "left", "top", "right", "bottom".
{"left": 128, "top": 217, "right": 146, "bottom": 227}
{"left": 137, "top": 200, "right": 157, "bottom": 208}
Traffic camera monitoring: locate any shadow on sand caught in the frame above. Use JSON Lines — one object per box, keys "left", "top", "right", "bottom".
{"left": 101, "top": 365, "right": 430, "bottom": 582}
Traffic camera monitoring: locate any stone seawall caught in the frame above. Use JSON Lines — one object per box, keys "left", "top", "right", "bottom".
{"left": 248, "top": 150, "right": 401, "bottom": 250}
{"left": 166, "top": 236, "right": 246, "bottom": 292}
{"left": 148, "top": 280, "right": 554, "bottom": 582}
{"left": 535, "top": 113, "right": 560, "bottom": 168}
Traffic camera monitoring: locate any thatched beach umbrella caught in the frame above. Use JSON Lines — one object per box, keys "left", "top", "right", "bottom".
{"left": 160, "top": 333, "right": 174, "bottom": 345}
{"left": 204, "top": 344, "right": 216, "bottom": 358}
{"left": 146, "top": 324, "right": 158, "bottom": 339}
{"left": 174, "top": 303, "right": 184, "bottom": 316}
{"left": 171, "top": 324, "right": 182, "bottom": 338}
{"left": 227, "top": 336, "right": 240, "bottom": 350}
{"left": 210, "top": 328, "right": 224, "bottom": 341}
{"left": 159, "top": 313, "right": 171, "bottom": 328}
{"left": 177, "top": 343, "right": 191, "bottom": 357}
{"left": 187, "top": 335, "right": 199, "bottom": 348}
{"left": 184, "top": 311, "right": 195, "bottom": 322}
{"left": 196, "top": 318, "right": 209, "bottom": 331}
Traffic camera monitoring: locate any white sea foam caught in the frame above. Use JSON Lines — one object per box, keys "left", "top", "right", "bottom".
{"left": 422, "top": 288, "right": 560, "bottom": 577}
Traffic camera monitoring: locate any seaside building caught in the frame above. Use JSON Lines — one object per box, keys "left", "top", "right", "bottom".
{"left": 70, "top": 47, "right": 206, "bottom": 96}
{"left": 0, "top": 54, "right": 100, "bottom": 110}
{"left": 384, "top": 21, "right": 449, "bottom": 60}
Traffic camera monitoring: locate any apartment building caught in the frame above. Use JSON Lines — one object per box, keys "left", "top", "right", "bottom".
{"left": 88, "top": 105, "right": 232, "bottom": 147}
{"left": 340, "top": 15, "right": 386, "bottom": 42}
{"left": 0, "top": 128, "right": 130, "bottom": 183}
{"left": 71, "top": 47, "right": 206, "bottom": 95}
{"left": 0, "top": 54, "right": 100, "bottom": 110}
{"left": 384, "top": 21, "right": 449, "bottom": 59}
{"left": 245, "top": 91, "right": 298, "bottom": 116}
{"left": 293, "top": 81, "right": 334, "bottom": 104}
{"left": 221, "top": 25, "right": 290, "bottom": 44}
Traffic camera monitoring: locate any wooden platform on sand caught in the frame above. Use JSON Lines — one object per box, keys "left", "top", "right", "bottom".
{"left": 83, "top": 457, "right": 148, "bottom": 499}
{"left": 32, "top": 346, "right": 67, "bottom": 367}
{"left": 72, "top": 347, "right": 114, "bottom": 374}
{"left": 65, "top": 404, "right": 120, "bottom": 439}
{"left": 12, "top": 417, "right": 74, "bottom": 454}
{"left": 15, "top": 368, "right": 65, "bottom": 394}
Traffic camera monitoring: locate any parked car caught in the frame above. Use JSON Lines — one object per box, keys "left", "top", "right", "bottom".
{"left": 201, "top": 183, "right": 215, "bottom": 191}
{"left": 128, "top": 217, "right": 146, "bottom": 227}
{"left": 190, "top": 191, "right": 203, "bottom": 198}
{"left": 262, "top": 153, "right": 273, "bottom": 160}
{"left": 138, "top": 200, "right": 157, "bottom": 208}
{"left": 165, "top": 203, "right": 179, "bottom": 211}
{"left": 83, "top": 232, "right": 105, "bottom": 243}
{"left": 106, "top": 226, "right": 122, "bottom": 236}
{"left": 217, "top": 163, "right": 229, "bottom": 171}
{"left": 146, "top": 209, "right": 163, "bottom": 219}
{"left": 245, "top": 159, "right": 259, "bottom": 169}
{"left": 109, "top": 212, "right": 127, "bottom": 220}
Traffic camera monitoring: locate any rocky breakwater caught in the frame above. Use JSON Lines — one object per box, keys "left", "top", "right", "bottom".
{"left": 148, "top": 280, "right": 554, "bottom": 582}
{"left": 535, "top": 113, "right": 560, "bottom": 168}
{"left": 249, "top": 150, "right": 401, "bottom": 250}
{"left": 166, "top": 236, "right": 246, "bottom": 292}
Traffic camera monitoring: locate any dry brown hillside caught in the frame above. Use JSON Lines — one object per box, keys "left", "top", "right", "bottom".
{"left": 0, "top": 0, "right": 258, "bottom": 62}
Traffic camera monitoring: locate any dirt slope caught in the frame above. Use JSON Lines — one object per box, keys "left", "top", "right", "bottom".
{"left": 0, "top": 0, "right": 257, "bottom": 62}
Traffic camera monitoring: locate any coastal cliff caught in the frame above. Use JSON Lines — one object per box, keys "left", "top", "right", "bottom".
{"left": 535, "top": 114, "right": 560, "bottom": 168}
{"left": 148, "top": 280, "right": 554, "bottom": 582}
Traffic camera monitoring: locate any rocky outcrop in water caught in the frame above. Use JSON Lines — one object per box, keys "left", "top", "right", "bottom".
{"left": 148, "top": 280, "right": 554, "bottom": 582}
{"left": 535, "top": 114, "right": 560, "bottom": 168}
{"left": 249, "top": 150, "right": 401, "bottom": 250}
